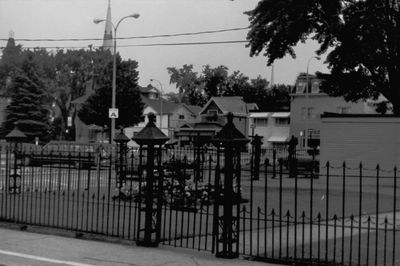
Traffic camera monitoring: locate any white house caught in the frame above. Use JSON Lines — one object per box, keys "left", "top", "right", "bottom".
{"left": 248, "top": 112, "right": 290, "bottom": 151}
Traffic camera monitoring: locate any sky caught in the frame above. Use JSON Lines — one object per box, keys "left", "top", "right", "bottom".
{"left": 0, "top": 0, "right": 329, "bottom": 93}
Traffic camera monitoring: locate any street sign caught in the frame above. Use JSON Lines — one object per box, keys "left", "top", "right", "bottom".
{"left": 109, "top": 108, "right": 119, "bottom": 119}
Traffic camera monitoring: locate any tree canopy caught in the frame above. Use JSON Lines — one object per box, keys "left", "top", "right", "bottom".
{"left": 78, "top": 57, "right": 143, "bottom": 128}
{"left": 167, "top": 64, "right": 290, "bottom": 111}
{"left": 0, "top": 39, "right": 143, "bottom": 139}
{"left": 246, "top": 0, "right": 400, "bottom": 114}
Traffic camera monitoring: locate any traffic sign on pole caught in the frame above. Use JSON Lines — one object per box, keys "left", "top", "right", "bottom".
{"left": 109, "top": 108, "right": 119, "bottom": 119}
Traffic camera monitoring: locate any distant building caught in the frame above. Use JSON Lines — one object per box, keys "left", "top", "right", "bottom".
{"left": 177, "top": 96, "right": 253, "bottom": 145}
{"left": 290, "top": 73, "right": 378, "bottom": 150}
{"left": 124, "top": 95, "right": 201, "bottom": 147}
{"left": 320, "top": 113, "right": 400, "bottom": 170}
{"left": 248, "top": 112, "right": 290, "bottom": 151}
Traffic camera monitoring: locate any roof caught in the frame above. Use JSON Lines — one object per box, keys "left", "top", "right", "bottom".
{"left": 132, "top": 113, "right": 169, "bottom": 145}
{"left": 321, "top": 112, "right": 399, "bottom": 118}
{"left": 200, "top": 96, "right": 248, "bottom": 116}
{"left": 268, "top": 136, "right": 289, "bottom": 143}
{"left": 211, "top": 113, "right": 249, "bottom": 145}
{"left": 141, "top": 96, "right": 180, "bottom": 114}
{"left": 271, "top": 112, "right": 290, "bottom": 118}
{"left": 250, "top": 112, "right": 271, "bottom": 118}
{"left": 184, "top": 104, "right": 202, "bottom": 115}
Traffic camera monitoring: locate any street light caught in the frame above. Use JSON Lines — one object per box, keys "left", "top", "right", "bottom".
{"left": 94, "top": 12, "right": 140, "bottom": 143}
{"left": 306, "top": 56, "right": 321, "bottom": 94}
{"left": 149, "top": 78, "right": 163, "bottom": 132}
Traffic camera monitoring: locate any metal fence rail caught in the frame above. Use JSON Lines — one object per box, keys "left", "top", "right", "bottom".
{"left": 0, "top": 142, "right": 398, "bottom": 266}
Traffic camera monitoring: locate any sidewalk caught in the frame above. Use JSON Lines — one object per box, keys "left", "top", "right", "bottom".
{"left": 0, "top": 227, "right": 276, "bottom": 266}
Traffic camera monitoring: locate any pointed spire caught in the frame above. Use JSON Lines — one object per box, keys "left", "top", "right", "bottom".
{"left": 102, "top": 0, "right": 113, "bottom": 51}
{"left": 6, "top": 30, "right": 16, "bottom": 48}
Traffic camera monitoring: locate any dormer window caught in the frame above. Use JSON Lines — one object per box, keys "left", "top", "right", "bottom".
{"left": 311, "top": 80, "right": 320, "bottom": 93}
{"left": 207, "top": 109, "right": 218, "bottom": 121}
{"left": 296, "top": 81, "right": 306, "bottom": 93}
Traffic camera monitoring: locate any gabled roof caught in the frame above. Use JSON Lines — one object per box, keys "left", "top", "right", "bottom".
{"left": 184, "top": 104, "right": 202, "bottom": 115}
{"left": 141, "top": 96, "right": 180, "bottom": 114}
{"left": 200, "top": 96, "right": 248, "bottom": 116}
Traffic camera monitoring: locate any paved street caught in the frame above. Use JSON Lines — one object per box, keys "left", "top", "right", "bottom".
{"left": 0, "top": 227, "right": 274, "bottom": 266}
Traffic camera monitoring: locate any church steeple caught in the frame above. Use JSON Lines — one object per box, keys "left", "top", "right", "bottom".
{"left": 102, "top": 0, "right": 113, "bottom": 51}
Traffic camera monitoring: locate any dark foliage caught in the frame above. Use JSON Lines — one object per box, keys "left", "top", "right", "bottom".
{"left": 246, "top": 0, "right": 400, "bottom": 114}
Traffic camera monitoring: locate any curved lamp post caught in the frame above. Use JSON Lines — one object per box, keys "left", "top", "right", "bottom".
{"left": 94, "top": 13, "right": 140, "bottom": 143}
{"left": 149, "top": 78, "right": 163, "bottom": 131}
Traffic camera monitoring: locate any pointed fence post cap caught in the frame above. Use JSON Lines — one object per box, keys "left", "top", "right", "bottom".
{"left": 132, "top": 112, "right": 169, "bottom": 146}
{"left": 5, "top": 124, "right": 27, "bottom": 142}
{"left": 211, "top": 112, "right": 249, "bottom": 147}
{"left": 114, "top": 127, "right": 130, "bottom": 144}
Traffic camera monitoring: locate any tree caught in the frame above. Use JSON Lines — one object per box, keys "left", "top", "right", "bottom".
{"left": 167, "top": 64, "right": 290, "bottom": 110}
{"left": 246, "top": 0, "right": 400, "bottom": 114}
{"left": 167, "top": 64, "right": 206, "bottom": 105}
{"left": 78, "top": 56, "right": 144, "bottom": 128}
{"left": 2, "top": 56, "right": 51, "bottom": 141}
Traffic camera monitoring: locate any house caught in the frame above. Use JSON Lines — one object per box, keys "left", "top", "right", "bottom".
{"left": 176, "top": 96, "right": 252, "bottom": 145}
{"left": 124, "top": 96, "right": 201, "bottom": 147}
{"left": 290, "top": 73, "right": 378, "bottom": 150}
{"left": 248, "top": 112, "right": 290, "bottom": 151}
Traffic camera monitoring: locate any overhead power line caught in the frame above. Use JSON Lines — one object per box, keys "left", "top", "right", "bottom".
{"left": 0, "top": 27, "right": 250, "bottom": 42}
{"left": 0, "top": 40, "right": 248, "bottom": 50}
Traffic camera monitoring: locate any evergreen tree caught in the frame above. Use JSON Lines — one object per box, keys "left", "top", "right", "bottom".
{"left": 2, "top": 57, "right": 51, "bottom": 142}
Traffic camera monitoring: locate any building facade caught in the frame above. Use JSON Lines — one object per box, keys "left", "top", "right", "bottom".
{"left": 290, "top": 73, "right": 377, "bottom": 150}
{"left": 248, "top": 112, "right": 290, "bottom": 150}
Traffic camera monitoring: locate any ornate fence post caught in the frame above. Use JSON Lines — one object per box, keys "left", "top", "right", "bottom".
{"left": 132, "top": 113, "right": 169, "bottom": 247}
{"left": 5, "top": 124, "right": 27, "bottom": 194}
{"left": 252, "top": 135, "right": 262, "bottom": 181}
{"left": 114, "top": 128, "right": 130, "bottom": 194}
{"left": 211, "top": 112, "right": 249, "bottom": 258}
{"left": 288, "top": 136, "right": 298, "bottom": 179}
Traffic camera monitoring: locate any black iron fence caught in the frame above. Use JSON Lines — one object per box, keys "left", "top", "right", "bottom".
{"left": 0, "top": 142, "right": 398, "bottom": 266}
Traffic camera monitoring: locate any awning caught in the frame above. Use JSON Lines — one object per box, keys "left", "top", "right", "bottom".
{"left": 271, "top": 112, "right": 290, "bottom": 118}
{"left": 268, "top": 136, "right": 289, "bottom": 143}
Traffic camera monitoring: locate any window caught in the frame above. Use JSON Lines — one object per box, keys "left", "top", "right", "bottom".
{"left": 179, "top": 115, "right": 185, "bottom": 120}
{"left": 208, "top": 109, "right": 218, "bottom": 115}
{"left": 254, "top": 118, "right": 268, "bottom": 126}
{"left": 301, "top": 107, "right": 307, "bottom": 120}
{"left": 296, "top": 81, "right": 306, "bottom": 93}
{"left": 311, "top": 80, "right": 320, "bottom": 93}
{"left": 275, "top": 118, "right": 290, "bottom": 125}
{"left": 307, "top": 107, "right": 316, "bottom": 119}
{"left": 307, "top": 129, "right": 320, "bottom": 148}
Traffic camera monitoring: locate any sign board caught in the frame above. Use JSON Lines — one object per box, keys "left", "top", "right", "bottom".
{"left": 109, "top": 108, "right": 119, "bottom": 119}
